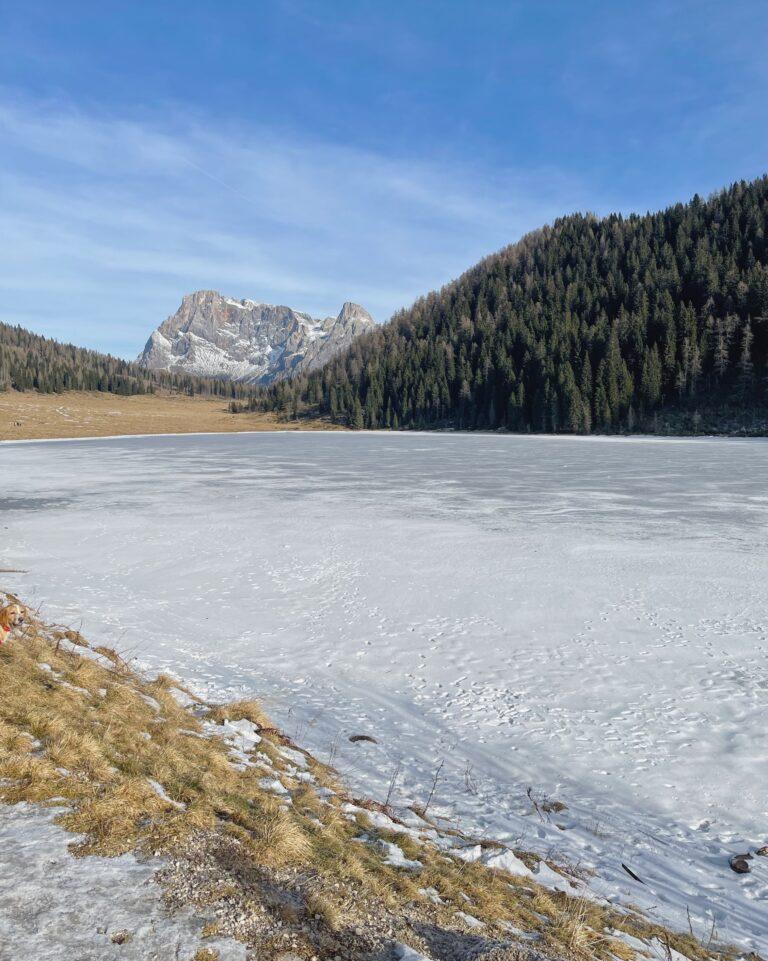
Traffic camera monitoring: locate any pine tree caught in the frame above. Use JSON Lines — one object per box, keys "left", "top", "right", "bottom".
{"left": 351, "top": 397, "right": 365, "bottom": 429}
{"left": 640, "top": 346, "right": 662, "bottom": 410}
{"left": 738, "top": 320, "right": 754, "bottom": 399}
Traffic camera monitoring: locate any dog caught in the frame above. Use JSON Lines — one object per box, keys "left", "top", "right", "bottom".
{"left": 0, "top": 603, "right": 25, "bottom": 644}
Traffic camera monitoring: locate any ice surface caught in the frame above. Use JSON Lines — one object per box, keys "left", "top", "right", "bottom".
{"left": 1, "top": 432, "right": 768, "bottom": 950}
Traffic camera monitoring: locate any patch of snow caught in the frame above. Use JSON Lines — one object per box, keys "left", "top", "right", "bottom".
{"left": 349, "top": 805, "right": 427, "bottom": 842}
{"left": 146, "top": 779, "right": 186, "bottom": 810}
{"left": 454, "top": 910, "right": 484, "bottom": 928}
{"left": 35, "top": 663, "right": 90, "bottom": 697}
{"left": 532, "top": 861, "right": 574, "bottom": 893}
{"left": 259, "top": 777, "right": 289, "bottom": 796}
{"left": 61, "top": 681, "right": 91, "bottom": 697}
{"left": 378, "top": 840, "right": 422, "bottom": 871}
{"left": 0, "top": 802, "right": 245, "bottom": 961}
{"left": 300, "top": 321, "right": 330, "bottom": 343}
{"left": 199, "top": 717, "right": 265, "bottom": 769}
{"left": 56, "top": 643, "right": 121, "bottom": 671}
{"left": 222, "top": 718, "right": 262, "bottom": 750}
{"left": 168, "top": 687, "right": 196, "bottom": 707}
{"left": 647, "top": 939, "right": 696, "bottom": 961}
{"left": 277, "top": 745, "right": 307, "bottom": 768}
{"left": 452, "top": 843, "right": 483, "bottom": 863}
{"left": 605, "top": 928, "right": 652, "bottom": 955}
{"left": 395, "top": 944, "right": 432, "bottom": 961}
{"left": 500, "top": 921, "right": 541, "bottom": 941}
{"left": 418, "top": 886, "right": 445, "bottom": 904}
{"left": 137, "top": 692, "right": 161, "bottom": 713}
{"left": 484, "top": 848, "right": 534, "bottom": 877}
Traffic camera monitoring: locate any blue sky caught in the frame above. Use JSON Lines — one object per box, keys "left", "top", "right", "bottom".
{"left": 1, "top": 0, "right": 767, "bottom": 357}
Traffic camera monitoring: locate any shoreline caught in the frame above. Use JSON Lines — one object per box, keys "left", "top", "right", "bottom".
{"left": 3, "top": 426, "right": 767, "bottom": 446}
{"left": 2, "top": 389, "right": 767, "bottom": 446}
{"left": 0, "top": 427, "right": 341, "bottom": 446}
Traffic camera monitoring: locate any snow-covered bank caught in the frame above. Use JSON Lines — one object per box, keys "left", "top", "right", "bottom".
{"left": 3, "top": 608, "right": 693, "bottom": 961}
{"left": 1, "top": 432, "right": 767, "bottom": 951}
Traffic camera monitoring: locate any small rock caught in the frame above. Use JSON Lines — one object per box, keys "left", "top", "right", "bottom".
{"left": 110, "top": 929, "right": 133, "bottom": 944}
{"left": 756, "top": 845, "right": 768, "bottom": 857}
{"left": 730, "top": 854, "right": 752, "bottom": 874}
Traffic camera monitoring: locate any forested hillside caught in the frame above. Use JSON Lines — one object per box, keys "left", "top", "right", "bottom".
{"left": 0, "top": 322, "right": 254, "bottom": 399}
{"left": 258, "top": 176, "right": 768, "bottom": 433}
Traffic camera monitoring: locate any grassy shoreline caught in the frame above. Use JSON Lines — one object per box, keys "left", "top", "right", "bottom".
{"left": 0, "top": 593, "right": 738, "bottom": 961}
{"left": 0, "top": 390, "right": 340, "bottom": 442}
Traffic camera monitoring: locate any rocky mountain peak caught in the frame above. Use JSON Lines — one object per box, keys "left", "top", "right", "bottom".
{"left": 337, "top": 302, "right": 372, "bottom": 323}
{"left": 137, "top": 291, "right": 375, "bottom": 385}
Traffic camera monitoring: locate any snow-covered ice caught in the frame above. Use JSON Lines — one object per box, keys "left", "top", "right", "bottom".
{"left": 2, "top": 431, "right": 768, "bottom": 951}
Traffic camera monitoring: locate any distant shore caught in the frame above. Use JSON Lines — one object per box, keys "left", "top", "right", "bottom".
{"left": 0, "top": 390, "right": 339, "bottom": 442}
{"left": 3, "top": 390, "right": 767, "bottom": 445}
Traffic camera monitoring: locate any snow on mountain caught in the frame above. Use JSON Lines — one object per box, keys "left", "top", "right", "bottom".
{"left": 137, "top": 290, "right": 375, "bottom": 384}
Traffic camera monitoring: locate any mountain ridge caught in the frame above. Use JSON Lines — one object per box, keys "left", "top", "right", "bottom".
{"left": 137, "top": 290, "right": 375, "bottom": 385}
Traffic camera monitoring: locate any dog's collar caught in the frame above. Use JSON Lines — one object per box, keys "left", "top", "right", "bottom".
{"left": 0, "top": 624, "right": 10, "bottom": 634}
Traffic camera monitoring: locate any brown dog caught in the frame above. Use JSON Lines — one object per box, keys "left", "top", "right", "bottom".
{"left": 0, "top": 603, "right": 25, "bottom": 643}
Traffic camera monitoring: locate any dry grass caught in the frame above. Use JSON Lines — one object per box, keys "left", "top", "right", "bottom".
{"left": 305, "top": 891, "right": 342, "bottom": 932}
{"left": 0, "top": 596, "right": 737, "bottom": 961}
{"left": 206, "top": 699, "right": 272, "bottom": 730}
{"left": 0, "top": 390, "right": 340, "bottom": 441}
{"left": 193, "top": 949, "right": 220, "bottom": 961}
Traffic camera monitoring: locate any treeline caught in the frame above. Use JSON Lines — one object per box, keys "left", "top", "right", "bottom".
{"left": 0, "top": 323, "right": 255, "bottom": 399}
{"left": 254, "top": 175, "right": 768, "bottom": 434}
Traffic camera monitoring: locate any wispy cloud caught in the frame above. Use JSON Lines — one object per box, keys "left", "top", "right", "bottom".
{"left": 0, "top": 92, "right": 591, "bottom": 356}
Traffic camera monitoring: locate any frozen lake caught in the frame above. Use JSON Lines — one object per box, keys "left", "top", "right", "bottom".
{"left": 2, "top": 431, "right": 767, "bottom": 950}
